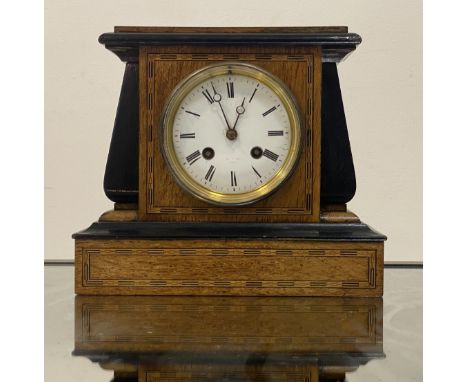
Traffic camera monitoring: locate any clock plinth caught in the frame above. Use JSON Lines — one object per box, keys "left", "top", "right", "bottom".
{"left": 74, "top": 27, "right": 386, "bottom": 297}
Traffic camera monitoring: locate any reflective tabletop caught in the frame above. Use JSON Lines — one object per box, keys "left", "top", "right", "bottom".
{"left": 45, "top": 266, "right": 422, "bottom": 381}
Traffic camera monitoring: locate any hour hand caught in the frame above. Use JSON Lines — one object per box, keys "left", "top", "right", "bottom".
{"left": 232, "top": 97, "right": 246, "bottom": 131}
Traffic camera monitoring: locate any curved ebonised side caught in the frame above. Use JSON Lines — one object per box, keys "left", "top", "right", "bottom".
{"left": 320, "top": 63, "right": 356, "bottom": 204}
{"left": 103, "top": 63, "right": 139, "bottom": 203}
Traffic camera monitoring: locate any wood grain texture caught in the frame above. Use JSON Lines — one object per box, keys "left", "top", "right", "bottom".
{"left": 74, "top": 295, "right": 383, "bottom": 354}
{"left": 75, "top": 239, "right": 383, "bottom": 296}
{"left": 139, "top": 364, "right": 315, "bottom": 382}
{"left": 320, "top": 210, "right": 360, "bottom": 223}
{"left": 139, "top": 46, "right": 321, "bottom": 222}
{"left": 74, "top": 295, "right": 383, "bottom": 381}
{"left": 99, "top": 209, "right": 138, "bottom": 222}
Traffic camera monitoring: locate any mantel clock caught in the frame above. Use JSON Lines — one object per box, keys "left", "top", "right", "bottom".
{"left": 73, "top": 26, "right": 386, "bottom": 297}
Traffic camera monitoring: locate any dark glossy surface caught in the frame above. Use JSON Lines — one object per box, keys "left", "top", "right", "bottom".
{"left": 73, "top": 221, "right": 386, "bottom": 241}
{"left": 98, "top": 31, "right": 361, "bottom": 63}
{"left": 321, "top": 63, "right": 356, "bottom": 204}
{"left": 45, "top": 267, "right": 422, "bottom": 381}
{"left": 103, "top": 63, "right": 139, "bottom": 204}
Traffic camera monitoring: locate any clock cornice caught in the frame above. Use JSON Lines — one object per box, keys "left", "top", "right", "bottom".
{"left": 98, "top": 26, "right": 361, "bottom": 63}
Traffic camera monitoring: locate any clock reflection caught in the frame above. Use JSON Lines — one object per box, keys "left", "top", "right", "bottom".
{"left": 73, "top": 296, "right": 384, "bottom": 381}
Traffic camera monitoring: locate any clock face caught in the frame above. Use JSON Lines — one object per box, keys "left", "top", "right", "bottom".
{"left": 161, "top": 63, "right": 302, "bottom": 205}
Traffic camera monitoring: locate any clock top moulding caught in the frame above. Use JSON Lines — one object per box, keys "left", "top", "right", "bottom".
{"left": 99, "top": 26, "right": 362, "bottom": 223}
{"left": 99, "top": 26, "right": 361, "bottom": 63}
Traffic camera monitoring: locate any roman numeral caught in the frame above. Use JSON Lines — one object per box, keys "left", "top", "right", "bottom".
{"left": 186, "top": 150, "right": 201, "bottom": 165}
{"left": 263, "top": 149, "right": 279, "bottom": 162}
{"left": 202, "top": 89, "right": 214, "bottom": 104}
{"left": 180, "top": 133, "right": 195, "bottom": 139}
{"left": 226, "top": 81, "right": 234, "bottom": 98}
{"left": 205, "top": 165, "right": 216, "bottom": 181}
{"left": 268, "top": 130, "right": 284, "bottom": 136}
{"left": 249, "top": 85, "right": 259, "bottom": 103}
{"left": 230, "top": 170, "right": 237, "bottom": 187}
{"left": 262, "top": 106, "right": 277, "bottom": 117}
{"left": 252, "top": 166, "right": 261, "bottom": 178}
{"left": 185, "top": 110, "right": 200, "bottom": 117}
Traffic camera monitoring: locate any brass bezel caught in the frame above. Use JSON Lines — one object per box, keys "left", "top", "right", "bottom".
{"left": 161, "top": 62, "right": 303, "bottom": 206}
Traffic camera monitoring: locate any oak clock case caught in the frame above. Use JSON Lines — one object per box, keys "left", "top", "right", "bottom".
{"left": 161, "top": 62, "right": 303, "bottom": 206}
{"left": 73, "top": 27, "right": 386, "bottom": 297}
{"left": 140, "top": 45, "right": 320, "bottom": 223}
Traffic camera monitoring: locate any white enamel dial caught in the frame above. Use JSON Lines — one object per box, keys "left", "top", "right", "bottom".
{"left": 162, "top": 63, "right": 302, "bottom": 205}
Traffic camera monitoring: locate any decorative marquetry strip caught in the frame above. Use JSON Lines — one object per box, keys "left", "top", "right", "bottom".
{"left": 80, "top": 245, "right": 379, "bottom": 293}
{"left": 159, "top": 54, "right": 177, "bottom": 60}
{"left": 310, "top": 281, "right": 326, "bottom": 287}
{"left": 287, "top": 55, "right": 305, "bottom": 60}
{"left": 147, "top": 92, "right": 152, "bottom": 110}
{"left": 147, "top": 123, "right": 153, "bottom": 142}
{"left": 245, "top": 281, "right": 263, "bottom": 288}
{"left": 341, "top": 250, "right": 357, "bottom": 256}
{"left": 181, "top": 281, "right": 199, "bottom": 286}
{"left": 84, "top": 279, "right": 374, "bottom": 289}
{"left": 191, "top": 54, "right": 209, "bottom": 60}
{"left": 255, "top": 208, "right": 273, "bottom": 214}
{"left": 150, "top": 207, "right": 311, "bottom": 215}
{"left": 115, "top": 249, "right": 132, "bottom": 254}
{"left": 287, "top": 209, "right": 306, "bottom": 214}
{"left": 212, "top": 336, "right": 228, "bottom": 343}
{"left": 118, "top": 280, "right": 135, "bottom": 286}
{"left": 243, "top": 249, "right": 261, "bottom": 255}
{"left": 149, "top": 304, "right": 168, "bottom": 311}
{"left": 275, "top": 249, "right": 292, "bottom": 255}
{"left": 308, "top": 249, "right": 325, "bottom": 255}
{"left": 213, "top": 304, "right": 230, "bottom": 311}
{"left": 342, "top": 282, "right": 360, "bottom": 288}
{"left": 84, "top": 247, "right": 375, "bottom": 257}
{"left": 82, "top": 303, "right": 371, "bottom": 317}
{"left": 83, "top": 327, "right": 377, "bottom": 346}
{"left": 191, "top": 208, "right": 208, "bottom": 213}
{"left": 306, "top": 127, "right": 312, "bottom": 147}
{"left": 223, "top": 208, "right": 241, "bottom": 214}
{"left": 369, "top": 267, "right": 375, "bottom": 287}
{"left": 223, "top": 54, "right": 240, "bottom": 60}
{"left": 213, "top": 281, "right": 231, "bottom": 287}
{"left": 147, "top": 249, "right": 164, "bottom": 254}
{"left": 143, "top": 52, "right": 316, "bottom": 218}
{"left": 277, "top": 281, "right": 295, "bottom": 287}
{"left": 147, "top": 61, "right": 154, "bottom": 78}
{"left": 159, "top": 208, "right": 177, "bottom": 213}
{"left": 179, "top": 249, "right": 196, "bottom": 255}
{"left": 145, "top": 371, "right": 307, "bottom": 382}
{"left": 340, "top": 337, "right": 357, "bottom": 344}
{"left": 255, "top": 54, "right": 273, "bottom": 60}
{"left": 147, "top": 188, "right": 153, "bottom": 205}
{"left": 211, "top": 249, "right": 229, "bottom": 255}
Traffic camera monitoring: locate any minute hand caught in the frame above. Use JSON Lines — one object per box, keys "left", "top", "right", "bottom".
{"left": 211, "top": 82, "right": 231, "bottom": 130}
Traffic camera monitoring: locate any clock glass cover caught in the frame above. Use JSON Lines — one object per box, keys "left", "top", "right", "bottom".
{"left": 161, "top": 63, "right": 302, "bottom": 205}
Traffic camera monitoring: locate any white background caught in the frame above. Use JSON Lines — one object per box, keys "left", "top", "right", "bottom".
{"left": 2, "top": 1, "right": 468, "bottom": 381}
{"left": 44, "top": 0, "right": 422, "bottom": 262}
